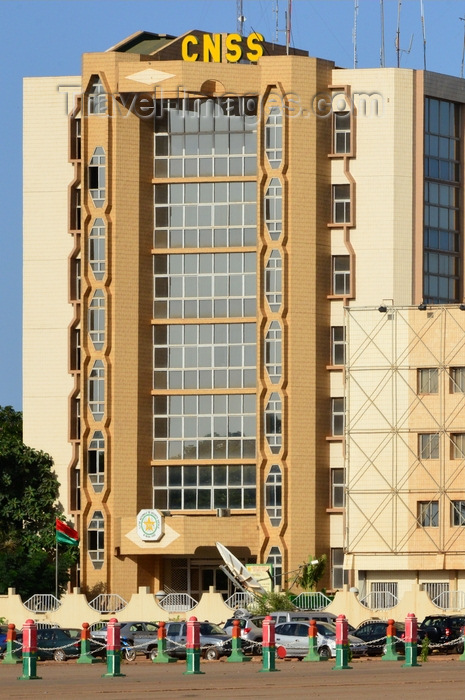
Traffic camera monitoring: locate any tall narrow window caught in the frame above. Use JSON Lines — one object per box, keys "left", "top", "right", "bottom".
{"left": 419, "top": 433, "right": 439, "bottom": 459}
{"left": 265, "top": 465, "right": 282, "bottom": 526}
{"left": 88, "top": 431, "right": 105, "bottom": 493}
{"left": 418, "top": 368, "right": 438, "bottom": 393}
{"left": 264, "top": 178, "right": 282, "bottom": 241}
{"left": 89, "top": 219, "right": 106, "bottom": 280}
{"left": 423, "top": 98, "right": 460, "bottom": 304}
{"left": 265, "top": 250, "right": 282, "bottom": 312}
{"left": 265, "top": 321, "right": 282, "bottom": 384}
{"left": 71, "top": 187, "right": 81, "bottom": 231}
{"left": 331, "top": 398, "right": 345, "bottom": 436}
{"left": 334, "top": 111, "right": 351, "bottom": 154}
{"left": 332, "top": 184, "right": 351, "bottom": 223}
{"left": 450, "top": 367, "right": 465, "bottom": 393}
{"left": 266, "top": 546, "right": 282, "bottom": 588}
{"left": 332, "top": 255, "right": 350, "bottom": 295}
{"left": 89, "top": 360, "right": 105, "bottom": 421}
{"left": 331, "top": 326, "right": 346, "bottom": 366}
{"left": 265, "top": 106, "right": 282, "bottom": 168}
{"left": 89, "top": 147, "right": 106, "bottom": 208}
{"left": 451, "top": 500, "right": 465, "bottom": 526}
{"left": 265, "top": 392, "right": 282, "bottom": 454}
{"left": 451, "top": 433, "right": 465, "bottom": 459}
{"left": 88, "top": 77, "right": 106, "bottom": 115}
{"left": 331, "top": 468, "right": 345, "bottom": 508}
{"left": 89, "top": 289, "right": 105, "bottom": 350}
{"left": 331, "top": 548, "right": 344, "bottom": 589}
{"left": 88, "top": 510, "right": 104, "bottom": 569}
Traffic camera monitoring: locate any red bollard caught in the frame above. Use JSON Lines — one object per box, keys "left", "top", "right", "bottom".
{"left": 402, "top": 613, "right": 420, "bottom": 667}
{"left": 18, "top": 619, "right": 41, "bottom": 680}
{"left": 184, "top": 616, "right": 204, "bottom": 675}
{"left": 2, "top": 623, "right": 20, "bottom": 665}
{"left": 77, "top": 621, "right": 98, "bottom": 664}
{"left": 102, "top": 618, "right": 125, "bottom": 677}
{"left": 153, "top": 621, "right": 176, "bottom": 663}
{"left": 382, "top": 619, "right": 400, "bottom": 661}
{"left": 333, "top": 614, "right": 351, "bottom": 670}
{"left": 260, "top": 615, "right": 279, "bottom": 672}
{"left": 303, "top": 619, "right": 322, "bottom": 661}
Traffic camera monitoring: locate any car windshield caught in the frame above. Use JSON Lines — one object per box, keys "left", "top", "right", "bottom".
{"left": 316, "top": 622, "right": 336, "bottom": 637}
{"left": 200, "top": 623, "right": 225, "bottom": 635}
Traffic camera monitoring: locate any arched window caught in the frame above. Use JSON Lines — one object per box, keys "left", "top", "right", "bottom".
{"left": 89, "top": 289, "right": 105, "bottom": 350}
{"left": 88, "top": 510, "right": 104, "bottom": 569}
{"left": 89, "top": 360, "right": 105, "bottom": 421}
{"left": 89, "top": 218, "right": 105, "bottom": 280}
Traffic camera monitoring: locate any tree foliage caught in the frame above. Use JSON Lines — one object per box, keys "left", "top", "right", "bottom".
{"left": 252, "top": 591, "right": 296, "bottom": 614}
{"left": 0, "top": 406, "right": 78, "bottom": 598}
{"left": 293, "top": 554, "right": 327, "bottom": 591}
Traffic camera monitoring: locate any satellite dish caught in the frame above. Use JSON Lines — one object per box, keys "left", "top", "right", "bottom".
{"left": 216, "top": 541, "right": 266, "bottom": 595}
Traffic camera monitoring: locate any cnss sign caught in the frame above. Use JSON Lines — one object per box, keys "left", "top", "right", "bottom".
{"left": 182, "top": 32, "right": 264, "bottom": 63}
{"left": 137, "top": 509, "right": 164, "bottom": 542}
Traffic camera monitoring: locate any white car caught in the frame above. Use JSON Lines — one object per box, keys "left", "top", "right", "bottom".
{"left": 275, "top": 620, "right": 367, "bottom": 659}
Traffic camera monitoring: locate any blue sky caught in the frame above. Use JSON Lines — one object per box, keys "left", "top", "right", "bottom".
{"left": 1, "top": 0, "right": 464, "bottom": 411}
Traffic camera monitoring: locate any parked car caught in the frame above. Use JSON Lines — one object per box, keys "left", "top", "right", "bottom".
{"left": 222, "top": 615, "right": 264, "bottom": 654}
{"left": 0, "top": 625, "right": 8, "bottom": 658}
{"left": 10, "top": 628, "right": 104, "bottom": 661}
{"left": 275, "top": 620, "right": 367, "bottom": 659}
{"left": 163, "top": 620, "right": 235, "bottom": 660}
{"left": 268, "top": 611, "right": 337, "bottom": 626}
{"left": 91, "top": 620, "right": 159, "bottom": 659}
{"left": 354, "top": 619, "right": 406, "bottom": 656}
{"left": 418, "top": 615, "right": 465, "bottom": 654}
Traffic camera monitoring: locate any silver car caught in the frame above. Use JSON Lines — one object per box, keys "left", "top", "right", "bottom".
{"left": 222, "top": 615, "right": 265, "bottom": 654}
{"left": 90, "top": 620, "right": 159, "bottom": 659}
{"left": 275, "top": 620, "right": 367, "bottom": 659}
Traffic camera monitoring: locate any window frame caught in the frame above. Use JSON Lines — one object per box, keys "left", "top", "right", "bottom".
{"left": 418, "top": 368, "right": 439, "bottom": 394}
{"left": 332, "top": 255, "right": 350, "bottom": 296}
{"left": 333, "top": 111, "right": 351, "bottom": 154}
{"left": 332, "top": 184, "right": 351, "bottom": 224}
{"left": 418, "top": 500, "right": 439, "bottom": 527}
{"left": 419, "top": 433, "right": 439, "bottom": 459}
{"left": 331, "top": 326, "right": 346, "bottom": 366}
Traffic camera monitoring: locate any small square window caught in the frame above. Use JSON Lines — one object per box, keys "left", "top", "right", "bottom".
{"left": 418, "top": 501, "right": 439, "bottom": 527}
{"left": 419, "top": 433, "right": 439, "bottom": 459}
{"left": 418, "top": 368, "right": 438, "bottom": 393}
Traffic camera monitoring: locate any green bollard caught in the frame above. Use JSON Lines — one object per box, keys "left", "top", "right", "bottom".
{"left": 227, "top": 619, "right": 251, "bottom": 662}
{"left": 303, "top": 619, "right": 325, "bottom": 661}
{"left": 332, "top": 615, "right": 352, "bottom": 670}
{"left": 102, "top": 618, "right": 125, "bottom": 678}
{"left": 77, "top": 622, "right": 99, "bottom": 664}
{"left": 459, "top": 626, "right": 465, "bottom": 662}
{"left": 18, "top": 619, "right": 41, "bottom": 681}
{"left": 2, "top": 624, "right": 20, "bottom": 665}
{"left": 152, "top": 621, "right": 177, "bottom": 663}
{"left": 382, "top": 619, "right": 402, "bottom": 661}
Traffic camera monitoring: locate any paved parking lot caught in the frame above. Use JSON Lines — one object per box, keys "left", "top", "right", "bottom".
{"left": 2, "top": 655, "right": 465, "bottom": 699}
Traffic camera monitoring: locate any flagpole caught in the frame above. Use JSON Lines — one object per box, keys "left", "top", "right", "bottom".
{"left": 55, "top": 538, "right": 58, "bottom": 600}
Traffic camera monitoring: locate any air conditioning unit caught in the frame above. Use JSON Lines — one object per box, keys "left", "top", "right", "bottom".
{"left": 216, "top": 508, "right": 230, "bottom": 518}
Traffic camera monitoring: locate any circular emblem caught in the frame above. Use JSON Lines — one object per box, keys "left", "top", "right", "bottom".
{"left": 137, "top": 509, "right": 164, "bottom": 541}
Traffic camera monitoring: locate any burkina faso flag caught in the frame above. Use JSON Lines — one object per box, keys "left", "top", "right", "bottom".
{"left": 56, "top": 518, "right": 79, "bottom": 546}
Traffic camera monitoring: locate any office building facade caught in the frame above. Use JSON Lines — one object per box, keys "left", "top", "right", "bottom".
{"left": 23, "top": 30, "right": 465, "bottom": 604}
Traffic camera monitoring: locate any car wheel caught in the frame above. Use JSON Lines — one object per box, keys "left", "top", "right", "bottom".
{"left": 204, "top": 646, "right": 220, "bottom": 661}
{"left": 123, "top": 646, "right": 136, "bottom": 662}
{"left": 53, "top": 648, "right": 67, "bottom": 662}
{"left": 253, "top": 641, "right": 263, "bottom": 656}
{"left": 149, "top": 648, "right": 158, "bottom": 660}
{"left": 318, "top": 646, "right": 331, "bottom": 660}
{"left": 456, "top": 642, "right": 464, "bottom": 655}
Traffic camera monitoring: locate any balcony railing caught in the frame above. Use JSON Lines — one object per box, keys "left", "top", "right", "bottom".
{"left": 88, "top": 594, "right": 128, "bottom": 614}
{"left": 158, "top": 593, "right": 197, "bottom": 612}
{"left": 292, "top": 592, "right": 333, "bottom": 611}
{"left": 23, "top": 594, "right": 61, "bottom": 613}
{"left": 359, "top": 590, "right": 398, "bottom": 610}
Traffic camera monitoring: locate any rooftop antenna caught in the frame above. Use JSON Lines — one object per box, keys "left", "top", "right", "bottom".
{"left": 395, "top": 0, "right": 414, "bottom": 68}
{"left": 380, "top": 0, "right": 385, "bottom": 67}
{"left": 236, "top": 0, "right": 246, "bottom": 36}
{"left": 420, "top": 0, "right": 427, "bottom": 70}
{"left": 286, "top": 0, "right": 292, "bottom": 55}
{"left": 273, "top": 0, "right": 279, "bottom": 42}
{"left": 353, "top": 0, "right": 359, "bottom": 68}
{"left": 461, "top": 16, "right": 465, "bottom": 78}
